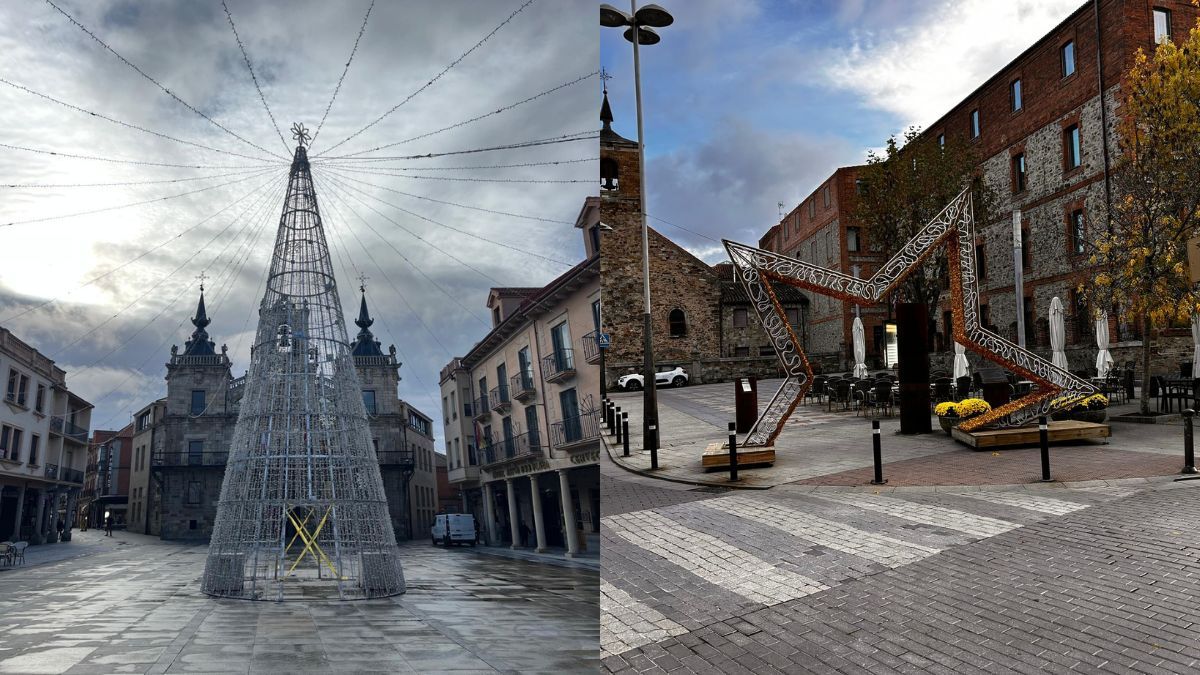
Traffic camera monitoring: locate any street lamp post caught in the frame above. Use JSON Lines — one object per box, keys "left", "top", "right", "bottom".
{"left": 601, "top": 2, "right": 673, "bottom": 466}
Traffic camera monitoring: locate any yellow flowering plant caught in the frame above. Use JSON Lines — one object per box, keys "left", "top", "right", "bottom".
{"left": 934, "top": 402, "right": 957, "bottom": 417}
{"left": 1050, "top": 393, "right": 1108, "bottom": 413}
{"left": 954, "top": 398, "right": 991, "bottom": 418}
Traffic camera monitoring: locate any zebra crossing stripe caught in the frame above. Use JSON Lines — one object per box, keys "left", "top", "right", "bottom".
{"left": 699, "top": 496, "right": 941, "bottom": 566}
{"left": 813, "top": 492, "right": 1019, "bottom": 537}
{"left": 601, "top": 580, "right": 688, "bottom": 658}
{"left": 603, "top": 510, "right": 829, "bottom": 605}
{"left": 953, "top": 490, "right": 1090, "bottom": 516}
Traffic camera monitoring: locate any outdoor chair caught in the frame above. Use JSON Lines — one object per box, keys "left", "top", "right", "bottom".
{"left": 852, "top": 380, "right": 873, "bottom": 416}
{"left": 871, "top": 380, "right": 894, "bottom": 417}
{"left": 971, "top": 372, "right": 984, "bottom": 393}
{"left": 0, "top": 543, "right": 11, "bottom": 567}
{"left": 11, "top": 542, "right": 27, "bottom": 566}
{"left": 955, "top": 376, "right": 971, "bottom": 400}
{"left": 1150, "top": 375, "right": 1166, "bottom": 412}
{"left": 1102, "top": 375, "right": 1125, "bottom": 405}
{"left": 829, "top": 380, "right": 852, "bottom": 412}
{"left": 805, "top": 376, "right": 828, "bottom": 405}
{"left": 931, "top": 378, "right": 954, "bottom": 409}
{"left": 931, "top": 370, "right": 948, "bottom": 380}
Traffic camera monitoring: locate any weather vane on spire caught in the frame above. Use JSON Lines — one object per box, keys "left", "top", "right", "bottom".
{"left": 291, "top": 122, "right": 311, "bottom": 148}
{"left": 196, "top": 270, "right": 208, "bottom": 292}
{"left": 599, "top": 66, "right": 612, "bottom": 94}
{"left": 357, "top": 272, "right": 370, "bottom": 293}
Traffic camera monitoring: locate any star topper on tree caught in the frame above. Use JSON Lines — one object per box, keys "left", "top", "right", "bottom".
{"left": 290, "top": 122, "right": 312, "bottom": 149}
{"left": 724, "top": 189, "right": 1098, "bottom": 448}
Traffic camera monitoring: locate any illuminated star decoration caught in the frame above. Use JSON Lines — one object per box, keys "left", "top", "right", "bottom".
{"left": 724, "top": 189, "right": 1097, "bottom": 448}
{"left": 290, "top": 122, "right": 312, "bottom": 148}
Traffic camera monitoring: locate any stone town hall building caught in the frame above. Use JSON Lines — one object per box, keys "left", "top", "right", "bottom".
{"left": 124, "top": 288, "right": 437, "bottom": 542}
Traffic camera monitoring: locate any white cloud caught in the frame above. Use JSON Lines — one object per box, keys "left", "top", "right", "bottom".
{"left": 0, "top": 0, "right": 597, "bottom": 443}
{"left": 824, "top": 0, "right": 1084, "bottom": 129}
{"left": 647, "top": 117, "right": 857, "bottom": 245}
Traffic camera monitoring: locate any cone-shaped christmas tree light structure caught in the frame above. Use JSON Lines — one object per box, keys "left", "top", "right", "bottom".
{"left": 201, "top": 124, "right": 404, "bottom": 600}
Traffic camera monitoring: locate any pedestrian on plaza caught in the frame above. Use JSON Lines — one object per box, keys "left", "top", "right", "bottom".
{"left": 518, "top": 520, "right": 531, "bottom": 548}
{"left": 56, "top": 518, "right": 64, "bottom": 538}
{"left": 104, "top": 514, "right": 114, "bottom": 537}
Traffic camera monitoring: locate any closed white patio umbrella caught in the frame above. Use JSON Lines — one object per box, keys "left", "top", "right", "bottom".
{"left": 952, "top": 341, "right": 969, "bottom": 379}
{"left": 1191, "top": 314, "right": 1200, "bottom": 378}
{"left": 1050, "top": 297, "right": 1068, "bottom": 371}
{"left": 852, "top": 316, "right": 868, "bottom": 379}
{"left": 1095, "top": 311, "right": 1114, "bottom": 378}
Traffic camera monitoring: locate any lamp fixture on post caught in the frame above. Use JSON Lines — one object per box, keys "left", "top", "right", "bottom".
{"left": 600, "top": 2, "right": 673, "bottom": 466}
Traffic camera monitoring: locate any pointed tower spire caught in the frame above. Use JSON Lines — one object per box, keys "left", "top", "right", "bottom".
{"left": 182, "top": 281, "right": 216, "bottom": 356}
{"left": 202, "top": 123, "right": 404, "bottom": 601}
{"left": 600, "top": 66, "right": 614, "bottom": 130}
{"left": 351, "top": 284, "right": 384, "bottom": 357}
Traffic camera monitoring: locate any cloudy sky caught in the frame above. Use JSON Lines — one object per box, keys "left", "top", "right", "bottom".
{"left": 600, "top": 0, "right": 1085, "bottom": 261}
{"left": 0, "top": 0, "right": 596, "bottom": 447}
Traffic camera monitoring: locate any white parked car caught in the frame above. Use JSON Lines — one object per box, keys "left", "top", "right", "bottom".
{"left": 618, "top": 366, "right": 689, "bottom": 390}
{"left": 431, "top": 513, "right": 477, "bottom": 547}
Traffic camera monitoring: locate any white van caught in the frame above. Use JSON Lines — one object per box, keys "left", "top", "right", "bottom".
{"left": 431, "top": 513, "right": 477, "bottom": 547}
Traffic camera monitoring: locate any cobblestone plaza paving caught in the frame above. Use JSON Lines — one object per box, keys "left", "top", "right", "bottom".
{"left": 602, "top": 465, "right": 1200, "bottom": 673}
{"left": 601, "top": 381, "right": 1200, "bottom": 673}
{"left": 0, "top": 533, "right": 598, "bottom": 674}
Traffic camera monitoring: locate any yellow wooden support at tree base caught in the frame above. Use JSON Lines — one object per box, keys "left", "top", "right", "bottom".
{"left": 285, "top": 506, "right": 340, "bottom": 578}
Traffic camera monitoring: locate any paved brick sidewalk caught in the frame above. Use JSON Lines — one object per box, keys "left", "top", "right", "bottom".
{"left": 795, "top": 444, "right": 1186, "bottom": 486}
{"left": 603, "top": 480, "right": 1200, "bottom": 673}
{"left": 607, "top": 380, "right": 1189, "bottom": 487}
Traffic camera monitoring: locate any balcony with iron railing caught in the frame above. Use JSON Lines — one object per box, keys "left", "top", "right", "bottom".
{"left": 480, "top": 430, "right": 543, "bottom": 467}
{"left": 488, "top": 384, "right": 510, "bottom": 413}
{"left": 550, "top": 408, "right": 600, "bottom": 450}
{"left": 60, "top": 467, "right": 84, "bottom": 484}
{"left": 151, "top": 450, "right": 230, "bottom": 467}
{"left": 582, "top": 330, "right": 601, "bottom": 365}
{"left": 510, "top": 372, "right": 535, "bottom": 402}
{"left": 353, "top": 355, "right": 393, "bottom": 367}
{"left": 377, "top": 450, "right": 415, "bottom": 468}
{"left": 472, "top": 395, "right": 491, "bottom": 421}
{"left": 44, "top": 463, "right": 58, "bottom": 480}
{"left": 542, "top": 348, "right": 576, "bottom": 384}
{"left": 49, "top": 416, "right": 88, "bottom": 444}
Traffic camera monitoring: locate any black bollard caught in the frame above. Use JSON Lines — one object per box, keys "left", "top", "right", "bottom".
{"left": 870, "top": 419, "right": 885, "bottom": 485}
{"left": 1184, "top": 409, "right": 1196, "bottom": 474}
{"left": 622, "top": 412, "right": 630, "bottom": 457}
{"left": 728, "top": 422, "right": 738, "bottom": 482}
{"left": 606, "top": 401, "right": 614, "bottom": 431}
{"left": 614, "top": 406, "right": 623, "bottom": 444}
{"left": 1039, "top": 415, "right": 1051, "bottom": 482}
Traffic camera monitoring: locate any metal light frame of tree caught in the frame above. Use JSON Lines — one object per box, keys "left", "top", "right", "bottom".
{"left": 201, "top": 123, "right": 404, "bottom": 601}
{"left": 724, "top": 189, "right": 1098, "bottom": 448}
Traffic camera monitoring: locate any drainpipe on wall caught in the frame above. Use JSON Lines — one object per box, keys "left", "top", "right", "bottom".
{"left": 1094, "top": 0, "right": 1113, "bottom": 232}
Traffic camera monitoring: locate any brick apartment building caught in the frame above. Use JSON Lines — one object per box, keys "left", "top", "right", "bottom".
{"left": 758, "top": 167, "right": 889, "bottom": 371}
{"left": 79, "top": 424, "right": 132, "bottom": 529}
{"left": 760, "top": 0, "right": 1197, "bottom": 372}
{"left": 600, "top": 90, "right": 801, "bottom": 385}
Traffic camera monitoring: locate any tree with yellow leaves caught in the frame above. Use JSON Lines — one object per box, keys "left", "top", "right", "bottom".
{"left": 1089, "top": 22, "right": 1200, "bottom": 414}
